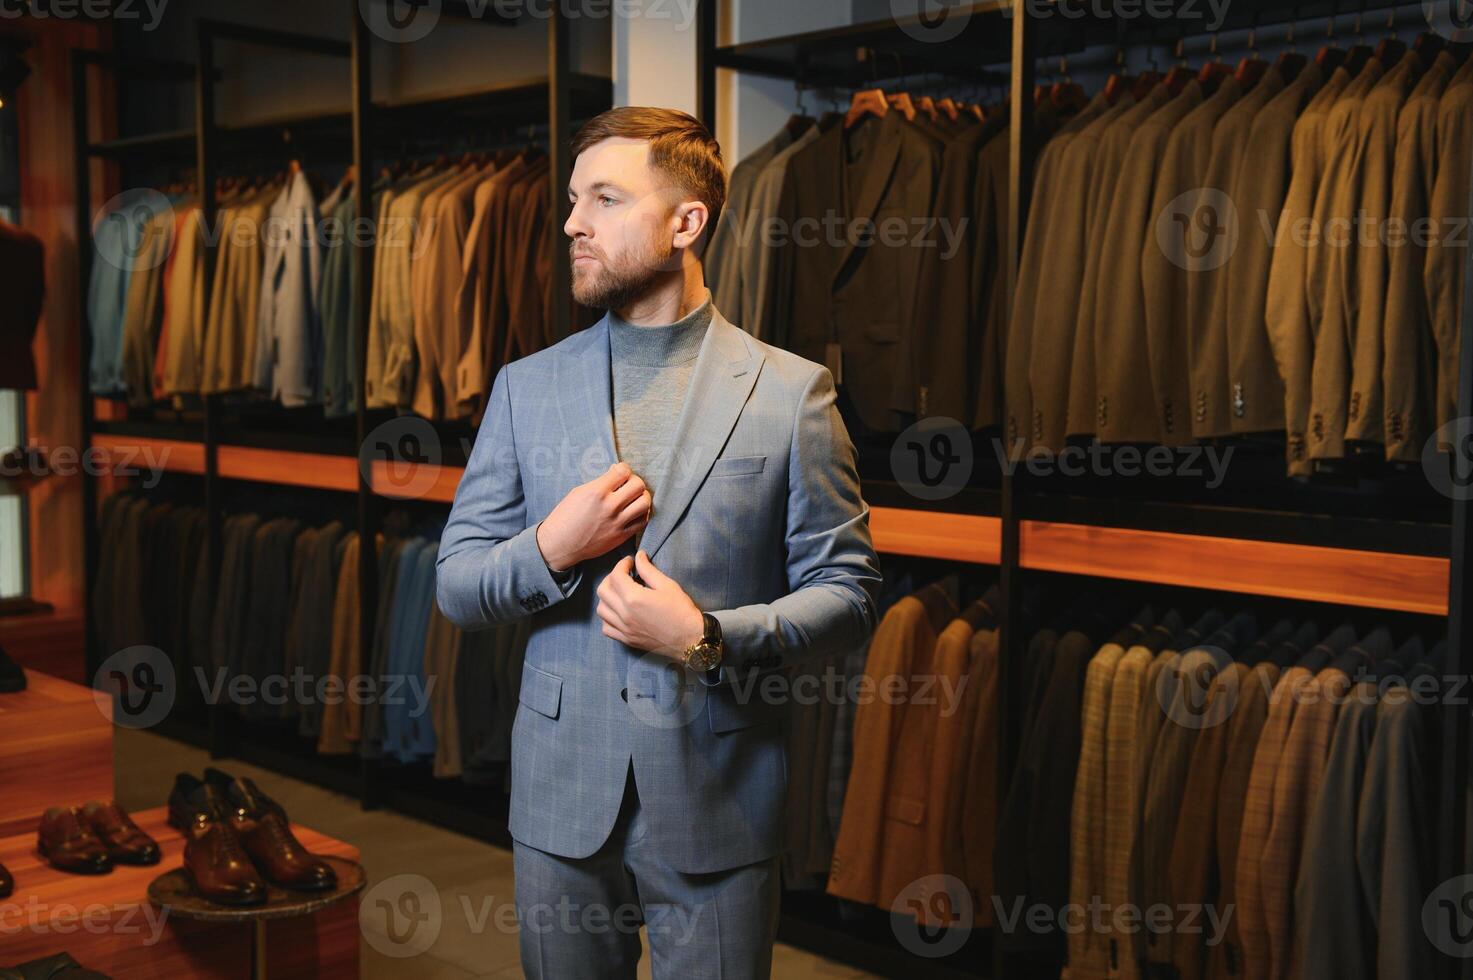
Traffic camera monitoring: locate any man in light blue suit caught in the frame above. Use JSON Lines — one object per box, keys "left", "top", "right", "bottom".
{"left": 437, "top": 106, "right": 882, "bottom": 978}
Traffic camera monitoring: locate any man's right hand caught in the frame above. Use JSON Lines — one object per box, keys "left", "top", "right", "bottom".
{"left": 535, "top": 462, "right": 652, "bottom": 572}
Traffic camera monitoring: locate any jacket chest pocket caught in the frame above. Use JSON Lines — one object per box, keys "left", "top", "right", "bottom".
{"left": 707, "top": 454, "right": 766, "bottom": 478}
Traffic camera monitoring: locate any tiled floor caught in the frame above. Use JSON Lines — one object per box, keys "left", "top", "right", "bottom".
{"left": 114, "top": 728, "right": 879, "bottom": 979}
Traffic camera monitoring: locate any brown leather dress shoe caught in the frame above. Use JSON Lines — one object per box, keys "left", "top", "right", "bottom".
{"left": 179, "top": 785, "right": 266, "bottom": 907}
{"left": 0, "top": 860, "right": 12, "bottom": 897}
{"left": 80, "top": 800, "right": 161, "bottom": 866}
{"left": 36, "top": 807, "right": 111, "bottom": 875}
{"left": 204, "top": 770, "right": 336, "bottom": 892}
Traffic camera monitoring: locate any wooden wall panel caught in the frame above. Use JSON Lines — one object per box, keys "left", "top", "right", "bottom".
{"left": 7, "top": 18, "right": 113, "bottom": 612}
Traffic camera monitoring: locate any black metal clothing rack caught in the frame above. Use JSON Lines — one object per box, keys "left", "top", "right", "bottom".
{"left": 697, "top": 1, "right": 1473, "bottom": 977}
{"left": 74, "top": 3, "right": 609, "bottom": 835}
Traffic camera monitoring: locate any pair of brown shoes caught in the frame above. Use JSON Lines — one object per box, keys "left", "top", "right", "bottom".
{"left": 36, "top": 802, "right": 161, "bottom": 875}
{"left": 166, "top": 769, "right": 336, "bottom": 907}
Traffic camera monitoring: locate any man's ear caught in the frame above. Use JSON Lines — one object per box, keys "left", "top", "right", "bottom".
{"left": 671, "top": 200, "right": 709, "bottom": 252}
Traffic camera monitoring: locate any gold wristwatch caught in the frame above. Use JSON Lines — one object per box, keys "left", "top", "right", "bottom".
{"left": 681, "top": 612, "right": 724, "bottom": 672}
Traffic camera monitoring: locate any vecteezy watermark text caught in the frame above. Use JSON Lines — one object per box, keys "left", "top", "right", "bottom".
{"left": 994, "top": 439, "right": 1236, "bottom": 489}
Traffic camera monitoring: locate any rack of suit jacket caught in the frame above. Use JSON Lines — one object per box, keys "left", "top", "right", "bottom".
{"left": 824, "top": 574, "right": 1005, "bottom": 929}
{"left": 93, "top": 489, "right": 531, "bottom": 791}
{"left": 86, "top": 169, "right": 352, "bottom": 411}
{"left": 979, "top": 597, "right": 1446, "bottom": 980}
{"left": 86, "top": 148, "right": 584, "bottom": 423}
{"left": 704, "top": 99, "right": 1019, "bottom": 437}
{"left": 1008, "top": 42, "right": 1473, "bottom": 478}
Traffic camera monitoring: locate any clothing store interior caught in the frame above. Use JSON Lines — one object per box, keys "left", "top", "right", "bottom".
{"left": 0, "top": 0, "right": 1471, "bottom": 977}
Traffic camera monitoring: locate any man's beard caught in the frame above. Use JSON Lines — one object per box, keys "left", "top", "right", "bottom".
{"left": 570, "top": 236, "right": 673, "bottom": 311}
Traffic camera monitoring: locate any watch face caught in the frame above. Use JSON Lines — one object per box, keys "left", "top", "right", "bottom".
{"left": 686, "top": 643, "right": 718, "bottom": 672}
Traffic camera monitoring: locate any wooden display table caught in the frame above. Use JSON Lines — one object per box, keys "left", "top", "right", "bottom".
{"left": 0, "top": 670, "right": 113, "bottom": 839}
{"left": 0, "top": 807, "right": 361, "bottom": 979}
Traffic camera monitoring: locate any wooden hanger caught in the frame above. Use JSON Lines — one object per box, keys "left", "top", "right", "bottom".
{"left": 886, "top": 90, "right": 918, "bottom": 120}
{"left": 1132, "top": 70, "right": 1162, "bottom": 99}
{"left": 914, "top": 95, "right": 940, "bottom": 122}
{"left": 1163, "top": 39, "right": 1195, "bottom": 95}
{"left": 1273, "top": 19, "right": 1308, "bottom": 82}
{"left": 935, "top": 96, "right": 961, "bottom": 122}
{"left": 1234, "top": 26, "right": 1270, "bottom": 88}
{"left": 845, "top": 88, "right": 889, "bottom": 128}
{"left": 1342, "top": 11, "right": 1374, "bottom": 75}
{"left": 1198, "top": 34, "right": 1233, "bottom": 94}
{"left": 1412, "top": 31, "right": 1445, "bottom": 64}
{"left": 1373, "top": 11, "right": 1406, "bottom": 66}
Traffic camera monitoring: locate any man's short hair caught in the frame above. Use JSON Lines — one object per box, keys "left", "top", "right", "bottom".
{"left": 570, "top": 106, "right": 727, "bottom": 248}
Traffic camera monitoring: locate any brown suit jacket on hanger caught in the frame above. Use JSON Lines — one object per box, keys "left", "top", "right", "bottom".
{"left": 1141, "top": 78, "right": 1242, "bottom": 445}
{"left": 780, "top": 110, "right": 942, "bottom": 435}
{"left": 1383, "top": 52, "right": 1457, "bottom": 460}
{"left": 828, "top": 585, "right": 956, "bottom": 906}
{"left": 1226, "top": 64, "right": 1326, "bottom": 437}
{"left": 454, "top": 155, "right": 533, "bottom": 418}
{"left": 1065, "top": 86, "right": 1172, "bottom": 441}
{"left": 1303, "top": 58, "right": 1385, "bottom": 462}
{"left": 1426, "top": 57, "right": 1473, "bottom": 439}
{"left": 1094, "top": 83, "right": 1204, "bottom": 444}
{"left": 1028, "top": 95, "right": 1131, "bottom": 451}
{"left": 1264, "top": 67, "right": 1352, "bottom": 473}
{"left": 1004, "top": 116, "right": 1075, "bottom": 452}
{"left": 902, "top": 114, "right": 999, "bottom": 424}
{"left": 875, "top": 601, "right": 990, "bottom": 925}
{"left": 1333, "top": 52, "right": 1423, "bottom": 451}
{"left": 1192, "top": 69, "right": 1285, "bottom": 439}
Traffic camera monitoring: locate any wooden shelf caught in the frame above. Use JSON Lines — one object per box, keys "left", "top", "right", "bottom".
{"left": 869, "top": 506, "right": 1002, "bottom": 565}
{"left": 97, "top": 440, "right": 1452, "bottom": 613}
{"left": 92, "top": 434, "right": 206, "bottom": 477}
{"left": 216, "top": 445, "right": 358, "bottom": 493}
{"left": 369, "top": 458, "right": 461, "bottom": 503}
{"left": 1019, "top": 521, "right": 1450, "bottom": 615}
{"left": 0, "top": 670, "right": 113, "bottom": 839}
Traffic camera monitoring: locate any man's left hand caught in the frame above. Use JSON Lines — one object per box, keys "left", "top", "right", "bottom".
{"left": 596, "top": 550, "right": 704, "bottom": 660}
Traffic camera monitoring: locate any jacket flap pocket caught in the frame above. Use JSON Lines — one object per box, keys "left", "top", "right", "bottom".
{"left": 519, "top": 663, "right": 563, "bottom": 719}
{"left": 709, "top": 454, "right": 767, "bottom": 477}
{"left": 885, "top": 795, "right": 925, "bottom": 826}
{"left": 706, "top": 688, "right": 782, "bottom": 734}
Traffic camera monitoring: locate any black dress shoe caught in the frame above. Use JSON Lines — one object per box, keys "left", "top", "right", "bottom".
{"left": 165, "top": 772, "right": 211, "bottom": 834}
{"left": 0, "top": 645, "right": 24, "bottom": 693}
{"left": 0, "top": 861, "right": 12, "bottom": 898}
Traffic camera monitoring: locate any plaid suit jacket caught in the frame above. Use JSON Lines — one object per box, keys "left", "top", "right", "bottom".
{"left": 1231, "top": 626, "right": 1354, "bottom": 979}
{"left": 1262, "top": 635, "right": 1379, "bottom": 980}
{"left": 1064, "top": 629, "right": 1137, "bottom": 980}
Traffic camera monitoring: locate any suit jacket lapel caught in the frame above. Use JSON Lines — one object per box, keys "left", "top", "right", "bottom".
{"left": 556, "top": 311, "right": 766, "bottom": 562}
{"left": 641, "top": 312, "right": 764, "bottom": 562}
{"left": 557, "top": 314, "right": 618, "bottom": 489}
{"left": 831, "top": 111, "right": 904, "bottom": 290}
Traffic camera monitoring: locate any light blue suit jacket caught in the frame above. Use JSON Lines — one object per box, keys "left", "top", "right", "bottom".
{"left": 437, "top": 307, "right": 882, "bottom": 873}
